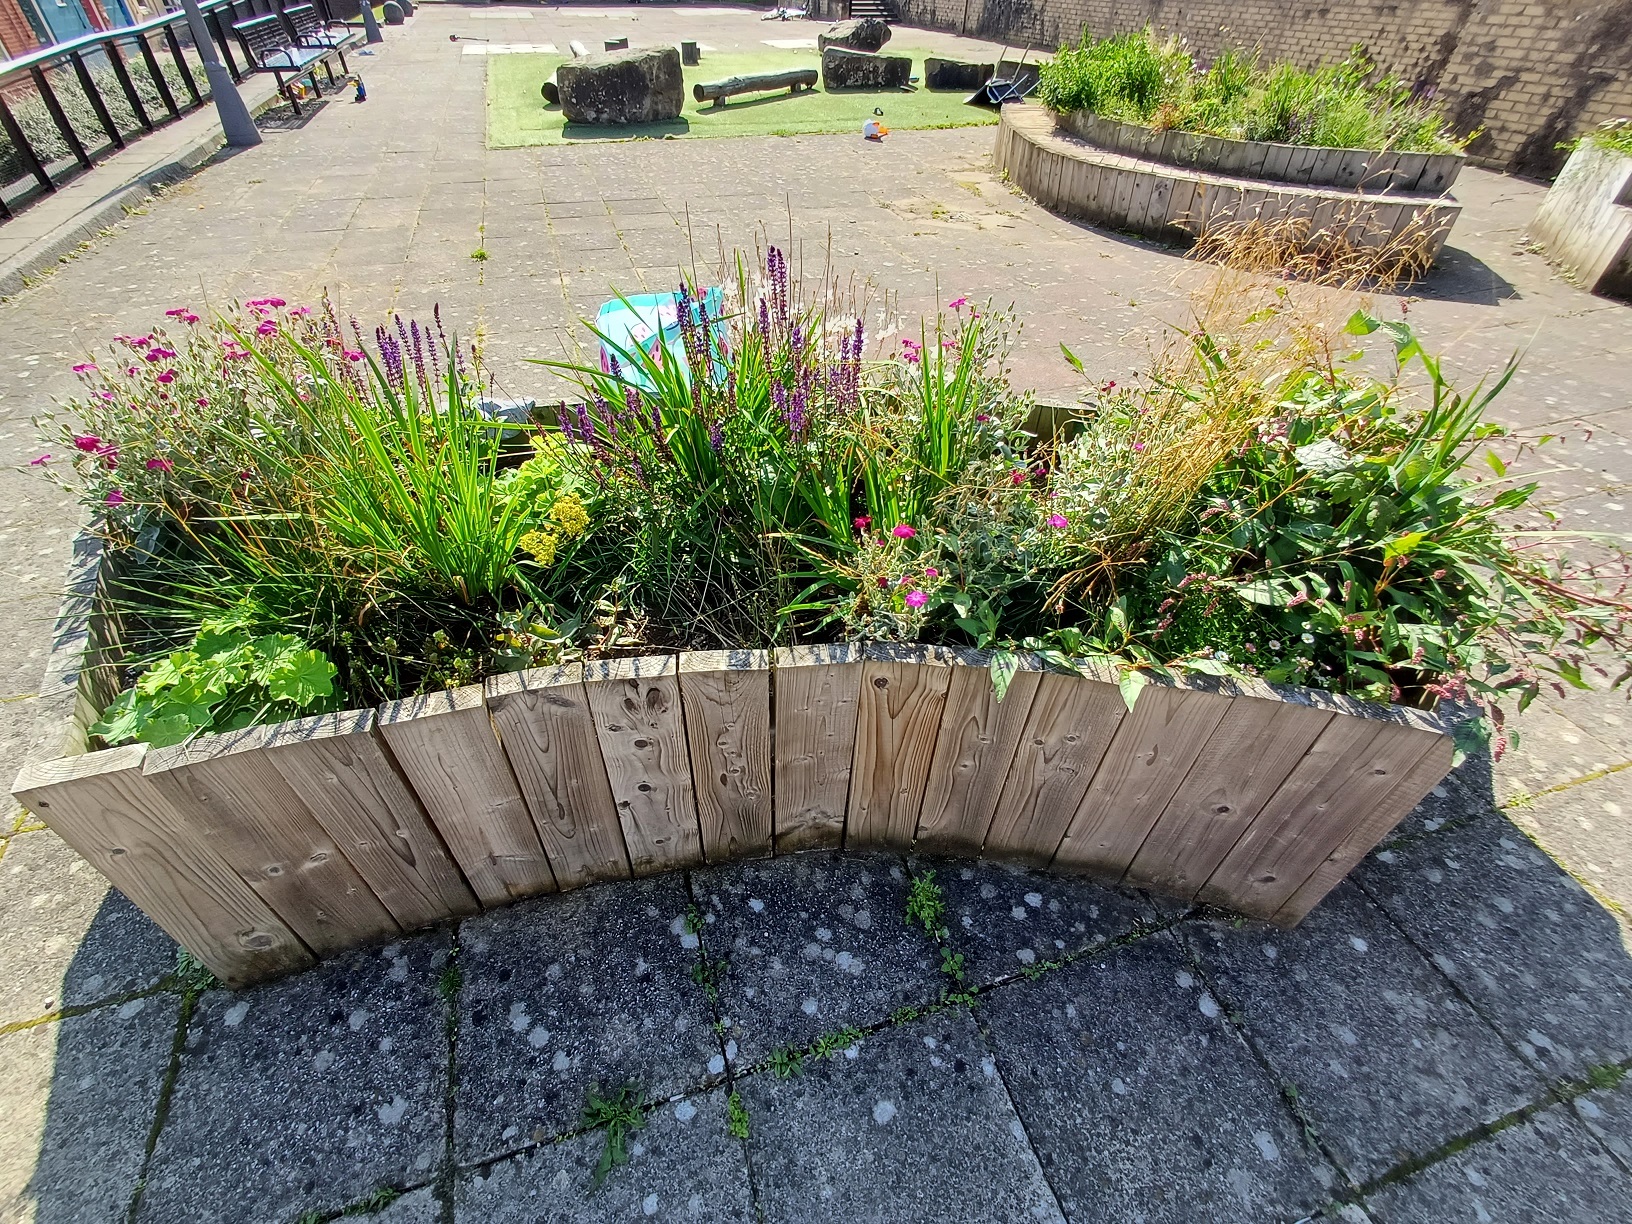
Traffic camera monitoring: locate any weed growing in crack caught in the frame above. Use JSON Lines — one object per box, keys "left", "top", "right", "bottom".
{"left": 769, "top": 1046, "right": 804, "bottom": 1079}
{"left": 437, "top": 961, "right": 463, "bottom": 1005}
{"left": 342, "top": 1186, "right": 403, "bottom": 1215}
{"left": 940, "top": 947, "right": 968, "bottom": 985}
{"left": 172, "top": 948, "right": 219, "bottom": 996}
{"left": 690, "top": 954, "right": 728, "bottom": 1005}
{"left": 1585, "top": 1063, "right": 1627, "bottom": 1092}
{"left": 580, "top": 1083, "right": 645, "bottom": 1189}
{"left": 809, "top": 1025, "right": 863, "bottom": 1060}
{"left": 905, "top": 870, "right": 949, "bottom": 939}
{"left": 683, "top": 904, "right": 707, "bottom": 936}
{"left": 889, "top": 1003, "right": 922, "bottom": 1024}
{"left": 726, "top": 1090, "right": 750, "bottom": 1139}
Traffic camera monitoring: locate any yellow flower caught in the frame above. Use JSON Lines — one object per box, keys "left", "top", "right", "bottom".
{"left": 518, "top": 531, "right": 558, "bottom": 565}
{"left": 551, "top": 492, "right": 590, "bottom": 538}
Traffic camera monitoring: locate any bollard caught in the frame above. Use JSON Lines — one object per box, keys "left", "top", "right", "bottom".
{"left": 681, "top": 40, "right": 699, "bottom": 65}
{"left": 382, "top": 0, "right": 403, "bottom": 23}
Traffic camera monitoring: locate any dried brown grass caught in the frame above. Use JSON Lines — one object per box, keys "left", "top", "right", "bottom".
{"left": 1183, "top": 205, "right": 1447, "bottom": 290}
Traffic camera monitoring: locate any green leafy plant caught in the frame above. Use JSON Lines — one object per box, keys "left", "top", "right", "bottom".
{"left": 580, "top": 1083, "right": 645, "bottom": 1189}
{"left": 91, "top": 612, "right": 337, "bottom": 748}
{"left": 726, "top": 1090, "right": 750, "bottom": 1139}
{"left": 769, "top": 1046, "right": 804, "bottom": 1078}
{"left": 905, "top": 871, "right": 948, "bottom": 939}
{"left": 809, "top": 1025, "right": 864, "bottom": 1059}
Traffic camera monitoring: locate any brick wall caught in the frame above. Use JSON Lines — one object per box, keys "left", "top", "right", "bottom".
{"left": 831, "top": 0, "right": 1632, "bottom": 175}
{"left": 0, "top": 0, "right": 46, "bottom": 59}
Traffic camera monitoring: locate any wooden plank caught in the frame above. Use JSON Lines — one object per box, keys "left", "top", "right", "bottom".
{"left": 771, "top": 644, "right": 863, "bottom": 853}
{"left": 1126, "top": 169, "right": 1156, "bottom": 234}
{"left": 13, "top": 746, "right": 314, "bottom": 986}
{"left": 1122, "top": 698, "right": 1333, "bottom": 900}
{"left": 679, "top": 650, "right": 772, "bottom": 863}
{"left": 1271, "top": 732, "right": 1455, "bottom": 925}
{"left": 1259, "top": 142, "right": 1295, "bottom": 182}
{"left": 846, "top": 644, "right": 956, "bottom": 851}
{"left": 377, "top": 685, "right": 556, "bottom": 907}
{"left": 1284, "top": 144, "right": 1321, "bottom": 184}
{"left": 1307, "top": 146, "right": 1348, "bottom": 186}
{"left": 1109, "top": 164, "right": 1140, "bottom": 228}
{"left": 1052, "top": 681, "right": 1233, "bottom": 879}
{"left": 583, "top": 655, "right": 704, "bottom": 874}
{"left": 984, "top": 668, "right": 1126, "bottom": 865}
{"left": 1164, "top": 175, "right": 1199, "bottom": 237}
{"left": 486, "top": 664, "right": 630, "bottom": 889}
{"left": 143, "top": 731, "right": 400, "bottom": 955}
{"left": 258, "top": 711, "right": 479, "bottom": 929}
{"left": 915, "top": 652, "right": 1042, "bottom": 857}
{"left": 1196, "top": 716, "right": 1444, "bottom": 919}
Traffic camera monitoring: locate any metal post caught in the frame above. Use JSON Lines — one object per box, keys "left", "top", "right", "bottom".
{"left": 360, "top": 0, "right": 382, "bottom": 45}
{"left": 178, "top": 0, "right": 261, "bottom": 146}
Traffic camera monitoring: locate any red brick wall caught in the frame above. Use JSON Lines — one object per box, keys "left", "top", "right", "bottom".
{"left": 0, "top": 0, "right": 45, "bottom": 59}
{"left": 833, "top": 0, "right": 1632, "bottom": 175}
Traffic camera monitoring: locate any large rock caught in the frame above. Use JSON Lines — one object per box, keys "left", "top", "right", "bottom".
{"left": 556, "top": 45, "right": 684, "bottom": 125}
{"left": 924, "top": 56, "right": 993, "bottom": 90}
{"left": 817, "top": 17, "right": 891, "bottom": 52}
{"left": 822, "top": 47, "right": 912, "bottom": 91}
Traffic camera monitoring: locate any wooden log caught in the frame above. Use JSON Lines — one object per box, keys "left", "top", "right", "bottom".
{"left": 143, "top": 731, "right": 401, "bottom": 955}
{"left": 376, "top": 685, "right": 556, "bottom": 907}
{"left": 983, "top": 666, "right": 1124, "bottom": 865}
{"left": 693, "top": 68, "right": 817, "bottom": 103}
{"left": 772, "top": 644, "right": 864, "bottom": 853}
{"left": 13, "top": 745, "right": 314, "bottom": 986}
{"left": 914, "top": 652, "right": 1042, "bottom": 857}
{"left": 1122, "top": 698, "right": 1333, "bottom": 900}
{"left": 583, "top": 656, "right": 704, "bottom": 874}
{"left": 255, "top": 711, "right": 479, "bottom": 929}
{"left": 679, "top": 650, "right": 772, "bottom": 863}
{"left": 847, "top": 644, "right": 956, "bottom": 851}
{"left": 486, "top": 664, "right": 630, "bottom": 889}
{"left": 1051, "top": 680, "right": 1233, "bottom": 879}
{"left": 1196, "top": 716, "right": 1445, "bottom": 919}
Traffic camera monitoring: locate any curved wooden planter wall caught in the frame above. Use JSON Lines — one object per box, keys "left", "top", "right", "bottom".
{"left": 11, "top": 537, "right": 1456, "bottom": 988}
{"left": 995, "top": 104, "right": 1463, "bottom": 261}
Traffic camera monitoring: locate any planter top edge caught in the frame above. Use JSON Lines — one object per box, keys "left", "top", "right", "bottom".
{"left": 1051, "top": 106, "right": 1466, "bottom": 165}
{"left": 143, "top": 706, "right": 376, "bottom": 772}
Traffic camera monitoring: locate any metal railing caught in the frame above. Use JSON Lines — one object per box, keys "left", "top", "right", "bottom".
{"left": 0, "top": 0, "right": 348, "bottom": 223}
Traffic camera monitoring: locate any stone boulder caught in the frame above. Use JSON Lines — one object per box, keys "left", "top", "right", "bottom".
{"left": 923, "top": 57, "right": 993, "bottom": 91}
{"left": 817, "top": 18, "right": 891, "bottom": 52}
{"left": 556, "top": 46, "right": 684, "bottom": 125}
{"left": 381, "top": 0, "right": 403, "bottom": 24}
{"left": 821, "top": 47, "right": 912, "bottom": 91}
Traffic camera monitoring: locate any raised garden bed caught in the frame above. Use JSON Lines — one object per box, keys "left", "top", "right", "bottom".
{"left": 13, "top": 560, "right": 1454, "bottom": 986}
{"left": 1529, "top": 124, "right": 1632, "bottom": 301}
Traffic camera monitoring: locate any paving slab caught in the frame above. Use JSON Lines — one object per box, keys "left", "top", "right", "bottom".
{"left": 456, "top": 1088, "right": 753, "bottom": 1223}
{"left": 1363, "top": 1104, "right": 1632, "bottom": 1223}
{"left": 0, "top": 829, "right": 176, "bottom": 1026}
{"left": 1384, "top": 749, "right": 1499, "bottom": 844}
{"left": 1185, "top": 881, "right": 1541, "bottom": 1183}
{"left": 371, "top": 1186, "right": 442, "bottom": 1223}
{"left": 1505, "top": 771, "right": 1632, "bottom": 927}
{"left": 1356, "top": 813, "right": 1632, "bottom": 1077}
{"left": 983, "top": 929, "right": 1332, "bottom": 1223}
{"left": 137, "top": 934, "right": 451, "bottom": 1224}
{"left": 738, "top": 1006, "right": 1063, "bottom": 1224}
{"left": 0, "top": 995, "right": 178, "bottom": 1224}
{"left": 1573, "top": 1072, "right": 1632, "bottom": 1174}
{"left": 690, "top": 851, "right": 943, "bottom": 1066}
{"left": 455, "top": 875, "right": 719, "bottom": 1164}
{"left": 919, "top": 856, "right": 1157, "bottom": 987}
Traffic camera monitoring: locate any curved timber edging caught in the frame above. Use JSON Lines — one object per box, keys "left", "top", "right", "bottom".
{"left": 1054, "top": 109, "right": 1465, "bottom": 194}
{"left": 996, "top": 103, "right": 1463, "bottom": 260}
{"left": 11, "top": 534, "right": 1458, "bottom": 987}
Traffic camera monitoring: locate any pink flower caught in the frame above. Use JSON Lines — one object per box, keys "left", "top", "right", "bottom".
{"left": 853, "top": 515, "right": 871, "bottom": 533}
{"left": 1010, "top": 469, "right": 1028, "bottom": 485}
{"left": 128, "top": 335, "right": 152, "bottom": 350}
{"left": 290, "top": 306, "right": 311, "bottom": 317}
{"left": 904, "top": 590, "right": 928, "bottom": 609}
{"left": 343, "top": 349, "right": 365, "bottom": 362}
{"left": 892, "top": 524, "right": 916, "bottom": 539}
{"left": 248, "top": 296, "right": 286, "bottom": 309}
{"left": 105, "top": 489, "right": 125, "bottom": 506}
{"left": 1132, "top": 441, "right": 1145, "bottom": 453}
{"left": 877, "top": 575, "right": 890, "bottom": 589}
{"left": 975, "top": 413, "right": 991, "bottom": 423}
{"left": 196, "top": 397, "right": 210, "bottom": 407}
{"left": 102, "top": 448, "right": 120, "bottom": 469}
{"left": 30, "top": 454, "right": 51, "bottom": 465}
{"left": 72, "top": 362, "right": 97, "bottom": 374}
{"left": 898, "top": 574, "right": 913, "bottom": 586}
{"left": 1046, "top": 513, "right": 1069, "bottom": 529}
{"left": 145, "top": 458, "right": 174, "bottom": 471}
{"left": 73, "top": 434, "right": 102, "bottom": 452}
{"left": 256, "top": 320, "right": 278, "bottom": 336}
{"left": 924, "top": 567, "right": 939, "bottom": 578}
{"left": 165, "top": 308, "right": 200, "bottom": 324}
{"left": 97, "top": 390, "right": 114, "bottom": 401}
{"left": 155, "top": 369, "right": 176, "bottom": 384}
{"left": 144, "top": 347, "right": 175, "bottom": 361}
{"left": 948, "top": 297, "right": 968, "bottom": 311}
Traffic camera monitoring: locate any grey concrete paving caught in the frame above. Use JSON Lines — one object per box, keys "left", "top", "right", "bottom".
{"left": 0, "top": 3, "right": 1629, "bottom": 1221}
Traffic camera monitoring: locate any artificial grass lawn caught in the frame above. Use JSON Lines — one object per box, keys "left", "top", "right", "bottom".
{"left": 486, "top": 48, "right": 999, "bottom": 147}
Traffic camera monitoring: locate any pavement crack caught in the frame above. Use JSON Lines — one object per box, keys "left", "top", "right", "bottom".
{"left": 435, "top": 927, "right": 463, "bottom": 1224}
{"left": 123, "top": 987, "right": 196, "bottom": 1223}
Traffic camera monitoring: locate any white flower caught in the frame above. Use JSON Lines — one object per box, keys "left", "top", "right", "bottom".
{"left": 1301, "top": 633, "right": 1314, "bottom": 644}
{"left": 1268, "top": 639, "right": 1282, "bottom": 650}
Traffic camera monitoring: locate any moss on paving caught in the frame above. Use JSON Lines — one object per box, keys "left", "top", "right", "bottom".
{"left": 485, "top": 48, "right": 998, "bottom": 148}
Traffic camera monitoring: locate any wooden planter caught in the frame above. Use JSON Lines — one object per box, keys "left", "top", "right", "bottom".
{"left": 11, "top": 536, "right": 1456, "bottom": 987}
{"left": 1528, "top": 137, "right": 1632, "bottom": 301}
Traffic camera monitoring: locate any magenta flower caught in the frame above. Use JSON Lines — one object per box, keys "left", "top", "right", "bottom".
{"left": 73, "top": 434, "right": 102, "bottom": 452}
{"left": 105, "top": 489, "right": 125, "bottom": 506}
{"left": 144, "top": 347, "right": 176, "bottom": 362}
{"left": 290, "top": 305, "right": 311, "bottom": 317}
{"left": 853, "top": 515, "right": 871, "bottom": 533}
{"left": 904, "top": 590, "right": 928, "bottom": 609}
{"left": 247, "top": 296, "right": 286, "bottom": 309}
{"left": 165, "top": 307, "right": 189, "bottom": 317}
{"left": 72, "top": 362, "right": 97, "bottom": 374}
{"left": 343, "top": 349, "right": 365, "bottom": 362}
{"left": 892, "top": 524, "right": 916, "bottom": 539}
{"left": 924, "top": 567, "right": 939, "bottom": 578}
{"left": 30, "top": 454, "right": 50, "bottom": 465}
{"left": 102, "top": 449, "right": 120, "bottom": 469}
{"left": 1132, "top": 441, "right": 1145, "bottom": 452}
{"left": 876, "top": 575, "right": 890, "bottom": 589}
{"left": 1047, "top": 513, "right": 1069, "bottom": 529}
{"left": 128, "top": 335, "right": 153, "bottom": 350}
{"left": 97, "top": 390, "right": 114, "bottom": 402}
{"left": 156, "top": 369, "right": 176, "bottom": 384}
{"left": 196, "top": 397, "right": 210, "bottom": 407}
{"left": 948, "top": 297, "right": 968, "bottom": 310}
{"left": 256, "top": 320, "right": 278, "bottom": 336}
{"left": 145, "top": 457, "right": 174, "bottom": 471}
{"left": 1010, "top": 469, "right": 1028, "bottom": 486}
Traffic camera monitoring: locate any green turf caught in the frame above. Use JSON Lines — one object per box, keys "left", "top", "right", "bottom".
{"left": 485, "top": 48, "right": 999, "bottom": 147}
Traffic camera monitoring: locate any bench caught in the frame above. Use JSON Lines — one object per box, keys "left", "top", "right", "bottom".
{"left": 231, "top": 11, "right": 345, "bottom": 115}
{"left": 284, "top": 3, "right": 362, "bottom": 59}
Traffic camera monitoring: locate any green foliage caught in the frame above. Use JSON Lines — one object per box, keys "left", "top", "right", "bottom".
{"left": 726, "top": 1090, "right": 750, "bottom": 1139}
{"left": 809, "top": 1025, "right": 864, "bottom": 1059}
{"left": 172, "top": 948, "right": 220, "bottom": 996}
{"left": 580, "top": 1083, "right": 645, "bottom": 1189}
{"left": 91, "top": 612, "right": 337, "bottom": 747}
{"left": 1039, "top": 29, "right": 1463, "bottom": 152}
{"left": 1582, "top": 118, "right": 1632, "bottom": 157}
{"left": 342, "top": 1187, "right": 403, "bottom": 1215}
{"left": 905, "top": 871, "right": 948, "bottom": 939}
{"left": 769, "top": 1046, "right": 804, "bottom": 1078}
{"left": 690, "top": 953, "right": 727, "bottom": 1005}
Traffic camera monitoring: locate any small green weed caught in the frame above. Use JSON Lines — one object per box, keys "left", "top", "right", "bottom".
{"left": 769, "top": 1046, "right": 804, "bottom": 1079}
{"left": 940, "top": 947, "right": 967, "bottom": 984}
{"left": 437, "top": 961, "right": 463, "bottom": 1004}
{"left": 173, "top": 948, "right": 219, "bottom": 995}
{"left": 1586, "top": 1063, "right": 1628, "bottom": 1092}
{"left": 905, "top": 871, "right": 948, "bottom": 939}
{"left": 342, "top": 1186, "right": 403, "bottom": 1214}
{"left": 580, "top": 1083, "right": 645, "bottom": 1189}
{"left": 690, "top": 954, "right": 727, "bottom": 1005}
{"left": 809, "top": 1025, "right": 863, "bottom": 1059}
{"left": 470, "top": 248, "right": 489, "bottom": 261}
{"left": 889, "top": 1003, "right": 922, "bottom": 1024}
{"left": 726, "top": 1090, "right": 750, "bottom": 1139}
{"left": 683, "top": 905, "right": 706, "bottom": 936}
